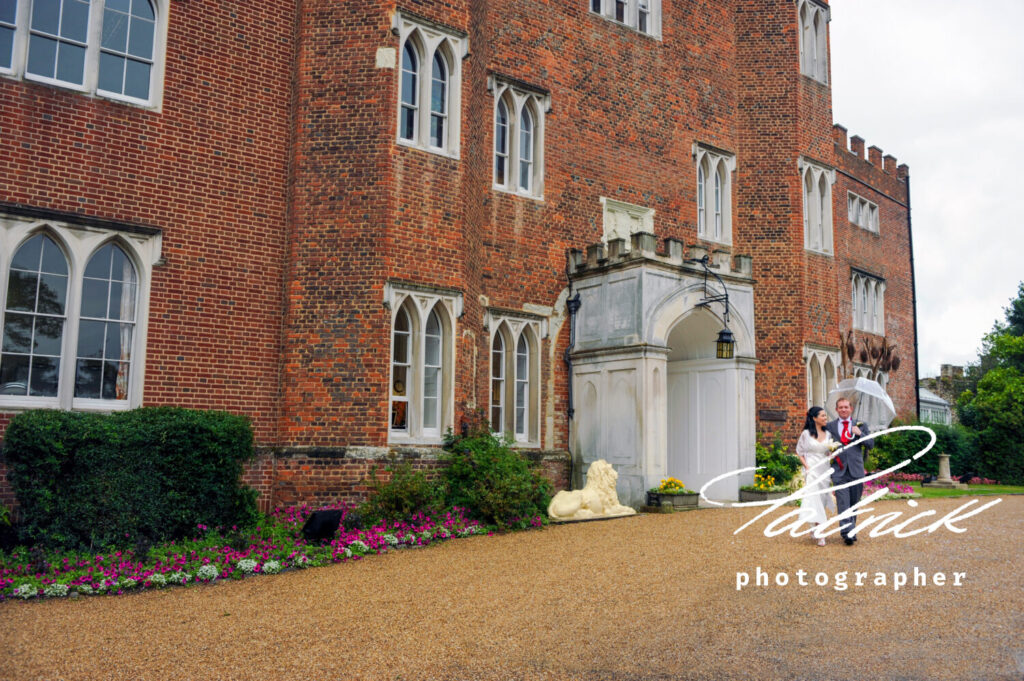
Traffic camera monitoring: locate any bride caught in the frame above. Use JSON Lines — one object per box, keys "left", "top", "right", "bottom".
{"left": 796, "top": 406, "right": 838, "bottom": 546}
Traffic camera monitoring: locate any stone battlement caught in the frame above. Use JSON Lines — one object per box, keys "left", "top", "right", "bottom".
{"left": 569, "top": 232, "right": 753, "bottom": 280}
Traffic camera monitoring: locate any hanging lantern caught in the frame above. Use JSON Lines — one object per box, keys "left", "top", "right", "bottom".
{"left": 716, "top": 328, "right": 735, "bottom": 359}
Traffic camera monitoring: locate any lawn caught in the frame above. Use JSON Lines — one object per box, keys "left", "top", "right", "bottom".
{"left": 911, "top": 483, "right": 1024, "bottom": 498}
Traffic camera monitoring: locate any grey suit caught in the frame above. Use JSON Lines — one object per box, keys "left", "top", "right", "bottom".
{"left": 826, "top": 418, "right": 874, "bottom": 538}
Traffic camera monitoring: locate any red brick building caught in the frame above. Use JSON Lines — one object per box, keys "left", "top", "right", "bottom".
{"left": 0, "top": 0, "right": 916, "bottom": 509}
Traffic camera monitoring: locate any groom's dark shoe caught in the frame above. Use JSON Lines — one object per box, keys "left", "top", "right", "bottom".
{"left": 843, "top": 536, "right": 855, "bottom": 546}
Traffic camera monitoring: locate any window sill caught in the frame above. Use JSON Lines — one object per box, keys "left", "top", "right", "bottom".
{"left": 387, "top": 433, "right": 446, "bottom": 447}
{"left": 697, "top": 234, "right": 732, "bottom": 248}
{"left": 588, "top": 12, "right": 661, "bottom": 40}
{"left": 800, "top": 72, "right": 829, "bottom": 86}
{"left": 804, "top": 247, "right": 833, "bottom": 257}
{"left": 396, "top": 138, "right": 460, "bottom": 161}
{"left": 493, "top": 185, "right": 544, "bottom": 202}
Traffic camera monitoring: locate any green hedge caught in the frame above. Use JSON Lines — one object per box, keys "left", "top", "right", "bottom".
{"left": 3, "top": 407, "right": 258, "bottom": 551}
{"left": 867, "top": 420, "right": 980, "bottom": 477}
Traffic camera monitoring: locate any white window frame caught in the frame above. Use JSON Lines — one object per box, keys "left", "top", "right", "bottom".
{"left": 384, "top": 282, "right": 462, "bottom": 444}
{"left": 851, "top": 271, "right": 885, "bottom": 335}
{"left": 693, "top": 143, "right": 736, "bottom": 245}
{"left": 0, "top": 214, "right": 160, "bottom": 411}
{"left": 1, "top": 0, "right": 169, "bottom": 109}
{"left": 600, "top": 197, "right": 654, "bottom": 250}
{"left": 797, "top": 0, "right": 829, "bottom": 84}
{"left": 490, "top": 75, "right": 549, "bottom": 200}
{"left": 804, "top": 345, "right": 838, "bottom": 408}
{"left": 393, "top": 11, "right": 467, "bottom": 159}
{"left": 799, "top": 157, "right": 835, "bottom": 255}
{"left": 847, "top": 191, "right": 879, "bottom": 233}
{"left": 486, "top": 312, "right": 544, "bottom": 446}
{"left": 590, "top": 0, "right": 661, "bottom": 38}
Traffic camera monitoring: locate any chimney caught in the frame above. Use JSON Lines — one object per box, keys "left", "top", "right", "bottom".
{"left": 833, "top": 124, "right": 848, "bottom": 150}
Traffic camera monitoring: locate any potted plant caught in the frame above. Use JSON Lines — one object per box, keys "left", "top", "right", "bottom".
{"left": 739, "top": 434, "right": 801, "bottom": 502}
{"left": 739, "top": 472, "right": 792, "bottom": 501}
{"left": 646, "top": 477, "right": 699, "bottom": 509}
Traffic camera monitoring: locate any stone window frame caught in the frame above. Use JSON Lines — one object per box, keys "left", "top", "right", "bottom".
{"left": 799, "top": 157, "right": 835, "bottom": 255}
{"left": 485, "top": 309, "right": 545, "bottom": 446}
{"left": 852, "top": 363, "right": 888, "bottom": 392}
{"left": 589, "top": 0, "right": 661, "bottom": 39}
{"left": 847, "top": 191, "right": 879, "bottom": 234}
{"left": 797, "top": 0, "right": 829, "bottom": 84}
{"left": 1, "top": 0, "right": 170, "bottom": 109}
{"left": 693, "top": 143, "right": 736, "bottom": 246}
{"left": 384, "top": 282, "right": 462, "bottom": 444}
{"left": 393, "top": 11, "right": 468, "bottom": 159}
{"left": 851, "top": 270, "right": 885, "bottom": 335}
{"left": 804, "top": 345, "right": 838, "bottom": 409}
{"left": 0, "top": 214, "right": 161, "bottom": 411}
{"left": 489, "top": 75, "right": 549, "bottom": 200}
{"left": 600, "top": 197, "right": 654, "bottom": 251}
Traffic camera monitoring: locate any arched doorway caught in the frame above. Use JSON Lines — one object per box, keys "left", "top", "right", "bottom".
{"left": 665, "top": 308, "right": 753, "bottom": 500}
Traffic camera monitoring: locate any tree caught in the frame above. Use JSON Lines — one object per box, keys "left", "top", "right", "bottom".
{"left": 957, "top": 282, "right": 1024, "bottom": 483}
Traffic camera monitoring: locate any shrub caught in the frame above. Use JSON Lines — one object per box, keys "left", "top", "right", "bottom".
{"left": 360, "top": 461, "right": 442, "bottom": 525}
{"left": 755, "top": 433, "right": 801, "bottom": 486}
{"left": 3, "top": 407, "right": 259, "bottom": 552}
{"left": 867, "top": 420, "right": 979, "bottom": 477}
{"left": 441, "top": 428, "right": 552, "bottom": 530}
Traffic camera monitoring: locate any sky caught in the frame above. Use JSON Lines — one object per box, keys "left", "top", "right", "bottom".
{"left": 828, "top": 0, "right": 1024, "bottom": 378}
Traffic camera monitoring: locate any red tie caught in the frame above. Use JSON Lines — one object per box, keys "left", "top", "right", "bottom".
{"left": 841, "top": 421, "right": 851, "bottom": 445}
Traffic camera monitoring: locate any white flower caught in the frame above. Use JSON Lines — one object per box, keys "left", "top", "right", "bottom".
{"left": 382, "top": 533, "right": 399, "bottom": 546}
{"left": 348, "top": 540, "right": 368, "bottom": 554}
{"left": 43, "top": 583, "right": 69, "bottom": 598}
{"left": 15, "top": 584, "right": 38, "bottom": 599}
{"left": 148, "top": 573, "right": 168, "bottom": 587}
{"left": 419, "top": 530, "right": 432, "bottom": 542}
{"left": 167, "top": 571, "right": 187, "bottom": 585}
{"left": 236, "top": 559, "right": 258, "bottom": 575}
{"left": 437, "top": 529, "right": 451, "bottom": 540}
{"left": 457, "top": 526, "right": 477, "bottom": 537}
{"left": 119, "top": 577, "right": 138, "bottom": 590}
{"left": 76, "top": 584, "right": 94, "bottom": 595}
{"left": 343, "top": 548, "right": 353, "bottom": 558}
{"left": 294, "top": 555, "right": 311, "bottom": 568}
{"left": 196, "top": 564, "right": 219, "bottom": 582}
{"left": 261, "top": 560, "right": 281, "bottom": 575}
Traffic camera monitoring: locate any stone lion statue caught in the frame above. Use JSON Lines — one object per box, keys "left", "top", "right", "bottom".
{"left": 548, "top": 459, "right": 637, "bottom": 521}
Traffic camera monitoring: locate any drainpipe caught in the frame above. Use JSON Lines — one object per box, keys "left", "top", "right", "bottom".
{"left": 904, "top": 170, "right": 921, "bottom": 421}
{"left": 563, "top": 249, "right": 582, "bottom": 489}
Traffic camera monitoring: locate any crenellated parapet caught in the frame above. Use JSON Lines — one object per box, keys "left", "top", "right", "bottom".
{"left": 833, "top": 124, "right": 910, "bottom": 180}
{"left": 568, "top": 232, "right": 754, "bottom": 281}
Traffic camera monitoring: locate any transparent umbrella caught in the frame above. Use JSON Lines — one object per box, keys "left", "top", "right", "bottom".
{"left": 826, "top": 377, "right": 896, "bottom": 432}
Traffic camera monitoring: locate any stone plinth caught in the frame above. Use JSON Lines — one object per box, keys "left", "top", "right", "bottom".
{"left": 922, "top": 453, "right": 968, "bottom": 490}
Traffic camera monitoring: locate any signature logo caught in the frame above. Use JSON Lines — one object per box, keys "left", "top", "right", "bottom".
{"left": 698, "top": 426, "right": 1003, "bottom": 538}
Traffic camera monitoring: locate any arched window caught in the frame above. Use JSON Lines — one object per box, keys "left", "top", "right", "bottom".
{"left": 491, "top": 332, "right": 505, "bottom": 433}
{"left": 798, "top": 0, "right": 828, "bottom": 84}
{"left": 1, "top": 219, "right": 157, "bottom": 409}
{"left": 518, "top": 104, "right": 534, "bottom": 193}
{"left": 802, "top": 160, "right": 833, "bottom": 254}
{"left": 494, "top": 98, "right": 509, "bottom": 186}
{"left": 515, "top": 334, "right": 529, "bottom": 439}
{"left": 394, "top": 13, "right": 465, "bottom": 157}
{"left": 429, "top": 50, "right": 448, "bottom": 149}
{"left": 4, "top": 0, "right": 166, "bottom": 105}
{"left": 0, "top": 234, "right": 68, "bottom": 397}
{"left": 713, "top": 164, "right": 723, "bottom": 241}
{"left": 97, "top": 0, "right": 157, "bottom": 100}
{"left": 75, "top": 243, "right": 137, "bottom": 400}
{"left": 390, "top": 304, "right": 412, "bottom": 432}
{"left": 399, "top": 40, "right": 419, "bottom": 142}
{"left": 423, "top": 307, "right": 442, "bottom": 434}
{"left": 488, "top": 319, "right": 540, "bottom": 443}
{"left": 694, "top": 145, "right": 735, "bottom": 244}
{"left": 386, "top": 285, "right": 458, "bottom": 441}
{"left": 697, "top": 162, "right": 706, "bottom": 233}
{"left": 491, "top": 79, "right": 547, "bottom": 198}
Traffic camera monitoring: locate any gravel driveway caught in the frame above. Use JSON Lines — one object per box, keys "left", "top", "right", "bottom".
{"left": 1, "top": 495, "right": 1021, "bottom": 681}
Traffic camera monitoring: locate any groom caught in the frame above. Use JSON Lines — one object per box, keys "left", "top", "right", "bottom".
{"left": 827, "top": 397, "right": 874, "bottom": 545}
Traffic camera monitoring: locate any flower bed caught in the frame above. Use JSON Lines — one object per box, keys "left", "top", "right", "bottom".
{"left": 0, "top": 504, "right": 503, "bottom": 601}
{"left": 863, "top": 474, "right": 922, "bottom": 500}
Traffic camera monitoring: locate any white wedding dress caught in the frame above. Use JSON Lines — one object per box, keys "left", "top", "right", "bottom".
{"left": 795, "top": 430, "right": 837, "bottom": 525}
